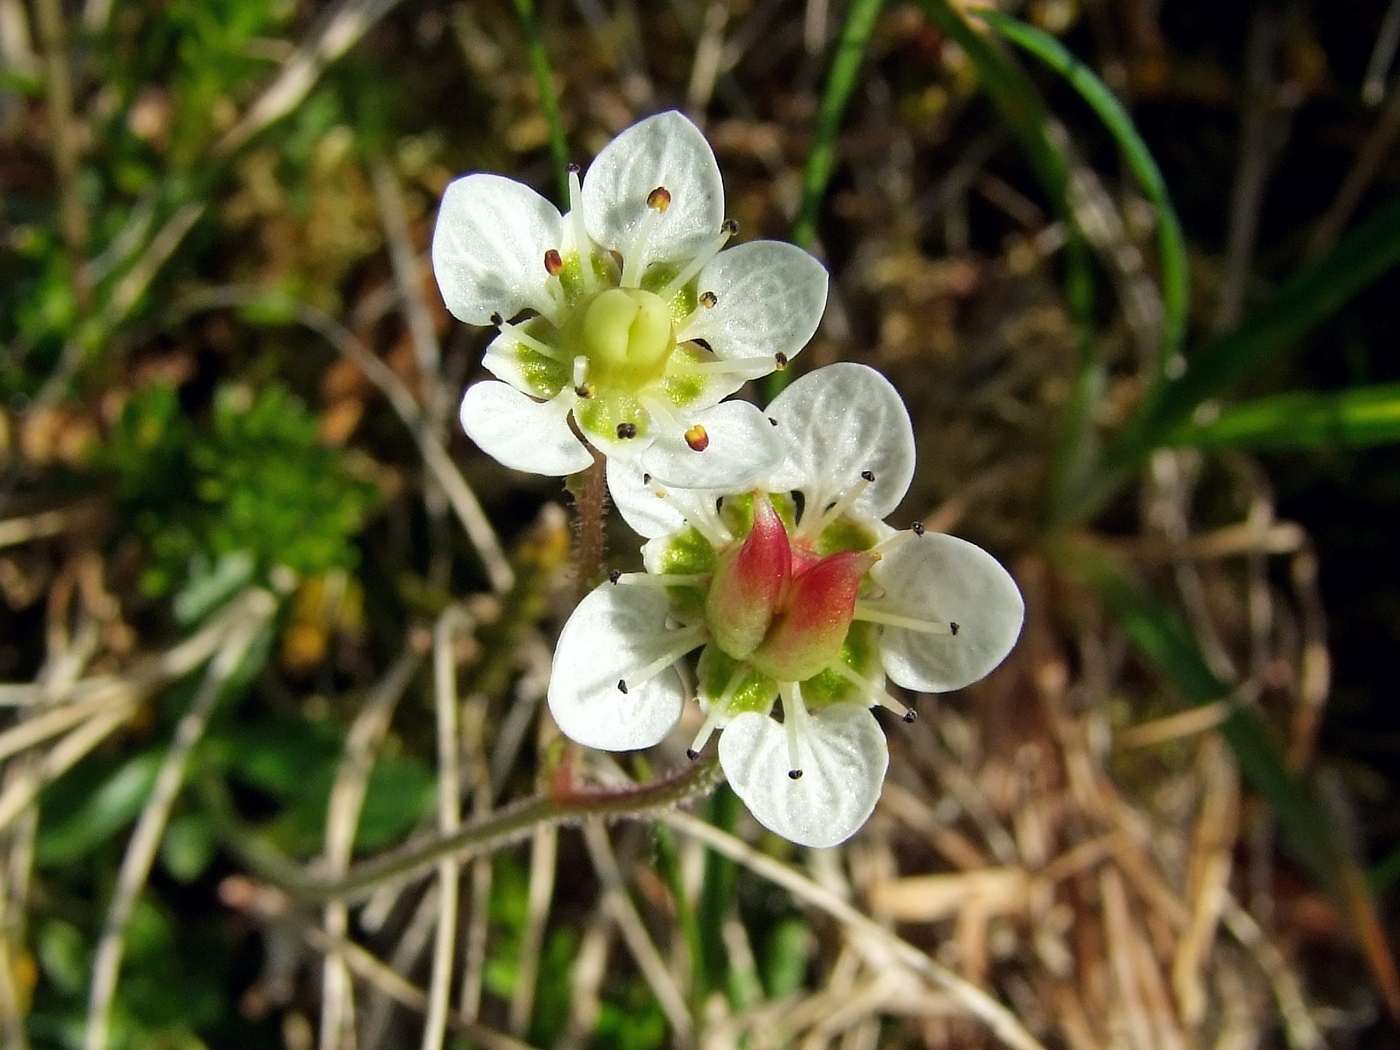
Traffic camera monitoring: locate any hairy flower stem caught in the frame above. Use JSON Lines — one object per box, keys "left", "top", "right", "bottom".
{"left": 570, "top": 450, "right": 610, "bottom": 601}
{"left": 199, "top": 754, "right": 722, "bottom": 903}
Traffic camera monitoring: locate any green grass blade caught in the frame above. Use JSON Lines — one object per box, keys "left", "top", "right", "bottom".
{"left": 979, "top": 11, "right": 1189, "bottom": 369}
{"left": 771, "top": 0, "right": 885, "bottom": 401}
{"left": 697, "top": 784, "right": 742, "bottom": 1001}
{"left": 791, "top": 0, "right": 886, "bottom": 252}
{"left": 1067, "top": 543, "right": 1400, "bottom": 1010}
{"left": 1173, "top": 383, "right": 1400, "bottom": 450}
{"left": 913, "top": 0, "right": 1070, "bottom": 208}
{"left": 1115, "top": 194, "right": 1400, "bottom": 464}
{"left": 913, "top": 1, "right": 1107, "bottom": 529}
{"left": 1059, "top": 194, "right": 1400, "bottom": 526}
{"left": 510, "top": 0, "right": 571, "bottom": 202}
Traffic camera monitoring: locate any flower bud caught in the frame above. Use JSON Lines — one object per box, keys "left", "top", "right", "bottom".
{"left": 705, "top": 495, "right": 790, "bottom": 660}
{"left": 748, "top": 549, "right": 876, "bottom": 682}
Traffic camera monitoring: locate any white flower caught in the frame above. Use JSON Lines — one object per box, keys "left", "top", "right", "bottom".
{"left": 547, "top": 363, "right": 1025, "bottom": 847}
{"left": 432, "top": 111, "right": 829, "bottom": 487}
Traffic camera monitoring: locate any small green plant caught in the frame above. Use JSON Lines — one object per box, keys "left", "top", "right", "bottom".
{"left": 101, "top": 381, "right": 376, "bottom": 597}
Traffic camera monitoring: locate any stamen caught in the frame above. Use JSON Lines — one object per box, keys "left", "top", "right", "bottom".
{"left": 700, "top": 291, "right": 718, "bottom": 308}
{"left": 667, "top": 355, "right": 789, "bottom": 376}
{"left": 912, "top": 521, "right": 926, "bottom": 536}
{"left": 544, "top": 249, "right": 563, "bottom": 276}
{"left": 781, "top": 683, "right": 808, "bottom": 780}
{"left": 657, "top": 223, "right": 738, "bottom": 301}
{"left": 490, "top": 312, "right": 504, "bottom": 327}
{"left": 567, "top": 168, "right": 595, "bottom": 292}
{"left": 641, "top": 394, "right": 688, "bottom": 438}
{"left": 497, "top": 319, "right": 571, "bottom": 364}
{"left": 618, "top": 625, "right": 707, "bottom": 693}
{"left": 774, "top": 352, "right": 789, "bottom": 370}
{"left": 621, "top": 187, "right": 672, "bottom": 289}
{"left": 827, "top": 660, "right": 916, "bottom": 722}
{"left": 573, "top": 355, "right": 589, "bottom": 389}
{"left": 617, "top": 422, "right": 638, "bottom": 439}
{"left": 608, "top": 569, "right": 622, "bottom": 584}
{"left": 643, "top": 475, "right": 732, "bottom": 549}
{"left": 684, "top": 424, "right": 709, "bottom": 452}
{"left": 852, "top": 601, "right": 959, "bottom": 635}
{"left": 800, "top": 474, "right": 872, "bottom": 539}
{"left": 687, "top": 706, "right": 724, "bottom": 759}
{"left": 871, "top": 531, "right": 917, "bottom": 558}
{"left": 612, "top": 572, "right": 710, "bottom": 588}
{"left": 689, "top": 664, "right": 748, "bottom": 758}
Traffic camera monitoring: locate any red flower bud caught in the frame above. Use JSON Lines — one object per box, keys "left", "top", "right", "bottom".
{"left": 704, "top": 495, "right": 790, "bottom": 660}
{"left": 748, "top": 549, "right": 877, "bottom": 682}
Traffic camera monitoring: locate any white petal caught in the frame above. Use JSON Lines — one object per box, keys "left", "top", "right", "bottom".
{"left": 719, "top": 705, "right": 888, "bottom": 848}
{"left": 640, "top": 400, "right": 784, "bottom": 489}
{"left": 765, "top": 363, "right": 916, "bottom": 520}
{"left": 432, "top": 174, "right": 562, "bottom": 325}
{"left": 871, "top": 533, "right": 1024, "bottom": 693}
{"left": 607, "top": 457, "right": 690, "bottom": 539}
{"left": 481, "top": 327, "right": 565, "bottom": 397}
{"left": 582, "top": 112, "right": 724, "bottom": 270}
{"left": 460, "top": 381, "right": 593, "bottom": 476}
{"left": 547, "top": 583, "right": 690, "bottom": 751}
{"left": 683, "top": 241, "right": 828, "bottom": 363}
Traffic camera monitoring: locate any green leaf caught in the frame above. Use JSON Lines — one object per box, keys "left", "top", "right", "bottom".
{"left": 1172, "top": 384, "right": 1400, "bottom": 450}
{"left": 37, "top": 920, "right": 88, "bottom": 996}
{"left": 761, "top": 917, "right": 812, "bottom": 999}
{"left": 36, "top": 752, "right": 162, "bottom": 867}
{"left": 160, "top": 812, "right": 218, "bottom": 883}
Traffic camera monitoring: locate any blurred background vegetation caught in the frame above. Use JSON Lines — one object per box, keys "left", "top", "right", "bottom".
{"left": 3, "top": 0, "right": 1400, "bottom": 1047}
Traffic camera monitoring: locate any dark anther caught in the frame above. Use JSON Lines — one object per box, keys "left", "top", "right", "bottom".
{"left": 686, "top": 748, "right": 700, "bottom": 760}
{"left": 647, "top": 186, "right": 672, "bottom": 211}
{"left": 860, "top": 470, "right": 875, "bottom": 482}
{"left": 949, "top": 622, "right": 961, "bottom": 636}
{"left": 699, "top": 291, "right": 718, "bottom": 308}
{"left": 903, "top": 710, "right": 918, "bottom": 724}
{"left": 608, "top": 569, "right": 622, "bottom": 584}
{"left": 567, "top": 162, "right": 581, "bottom": 174}
{"left": 768, "top": 417, "right": 778, "bottom": 427}
{"left": 544, "top": 248, "right": 563, "bottom": 275}
{"left": 774, "top": 352, "right": 789, "bottom": 369}
{"left": 721, "top": 218, "right": 739, "bottom": 235}
{"left": 575, "top": 384, "right": 594, "bottom": 398}
{"left": 490, "top": 311, "right": 505, "bottom": 326}
{"left": 787, "top": 769, "right": 803, "bottom": 780}
{"left": 617, "top": 679, "right": 629, "bottom": 693}
{"left": 912, "top": 521, "right": 926, "bottom": 536}
{"left": 617, "top": 422, "right": 638, "bottom": 439}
